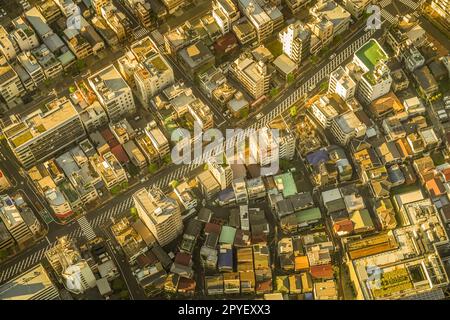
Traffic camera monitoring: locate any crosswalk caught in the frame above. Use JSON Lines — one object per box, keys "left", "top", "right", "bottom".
{"left": 379, "top": 0, "right": 391, "bottom": 8}
{"left": 133, "top": 27, "right": 150, "bottom": 40}
{"left": 0, "top": 242, "right": 56, "bottom": 284}
{"left": 381, "top": 8, "right": 398, "bottom": 25}
{"left": 399, "top": 0, "right": 420, "bottom": 10}
{"left": 77, "top": 216, "right": 97, "bottom": 241}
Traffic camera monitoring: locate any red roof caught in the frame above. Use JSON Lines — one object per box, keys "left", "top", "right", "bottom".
{"left": 425, "top": 177, "right": 445, "bottom": 198}
{"left": 256, "top": 279, "right": 273, "bottom": 294}
{"left": 310, "top": 264, "right": 334, "bottom": 280}
{"left": 204, "top": 223, "right": 221, "bottom": 235}
{"left": 175, "top": 252, "right": 192, "bottom": 266}
{"left": 251, "top": 232, "right": 267, "bottom": 244}
{"left": 177, "top": 277, "right": 196, "bottom": 294}
{"left": 442, "top": 168, "right": 450, "bottom": 182}
{"left": 333, "top": 220, "right": 354, "bottom": 235}
{"left": 214, "top": 32, "right": 238, "bottom": 53}
{"left": 111, "top": 144, "right": 130, "bottom": 165}
{"left": 136, "top": 251, "right": 158, "bottom": 268}
{"left": 101, "top": 128, "right": 119, "bottom": 147}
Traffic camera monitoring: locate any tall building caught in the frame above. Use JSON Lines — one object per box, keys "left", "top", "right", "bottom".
{"left": 92, "top": 0, "right": 110, "bottom": 15}
{"left": 328, "top": 66, "right": 356, "bottom": 101}
{"left": 0, "top": 56, "right": 26, "bottom": 107}
{"left": 278, "top": 21, "right": 311, "bottom": 64}
{"left": 133, "top": 187, "right": 183, "bottom": 247}
{"left": 45, "top": 236, "right": 96, "bottom": 294}
{"left": 230, "top": 53, "right": 271, "bottom": 99}
{"left": 212, "top": 0, "right": 240, "bottom": 34}
{"left": 343, "top": 0, "right": 371, "bottom": 18}
{"left": 308, "top": 0, "right": 351, "bottom": 54}
{"left": 0, "top": 264, "right": 60, "bottom": 300}
{"left": 88, "top": 64, "right": 136, "bottom": 122}
{"left": 353, "top": 39, "right": 392, "bottom": 105}
{"left": 0, "top": 26, "right": 17, "bottom": 62}
{"left": 161, "top": 0, "right": 186, "bottom": 14}
{"left": 208, "top": 158, "right": 233, "bottom": 190}
{"left": 129, "top": 37, "right": 174, "bottom": 105}
{"left": 330, "top": 110, "right": 366, "bottom": 145}
{"left": 0, "top": 195, "right": 33, "bottom": 245}
{"left": 238, "top": 0, "right": 283, "bottom": 43}
{"left": 3, "top": 97, "right": 86, "bottom": 168}
{"left": 431, "top": 0, "right": 450, "bottom": 27}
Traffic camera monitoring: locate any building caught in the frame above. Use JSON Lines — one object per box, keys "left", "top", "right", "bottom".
{"left": 88, "top": 65, "right": 136, "bottom": 122}
{"left": 430, "top": 0, "right": 450, "bottom": 28}
{"left": 353, "top": 39, "right": 392, "bottom": 105}
{"left": 413, "top": 66, "right": 439, "bottom": 99}
{"left": 197, "top": 170, "right": 221, "bottom": 201}
{"left": 145, "top": 122, "right": 170, "bottom": 159}
{"left": 238, "top": 0, "right": 282, "bottom": 43}
{"left": 0, "top": 57, "right": 26, "bottom": 107}
{"left": 212, "top": 0, "right": 240, "bottom": 34}
{"left": 90, "top": 152, "right": 127, "bottom": 190}
{"left": 0, "top": 26, "right": 17, "bottom": 62}
{"left": 129, "top": 37, "right": 174, "bottom": 105}
{"left": 47, "top": 236, "right": 98, "bottom": 294}
{"left": 343, "top": 0, "right": 370, "bottom": 18}
{"left": 13, "top": 16, "right": 40, "bottom": 50}
{"left": 330, "top": 111, "right": 366, "bottom": 145}
{"left": 133, "top": 187, "right": 183, "bottom": 247}
{"left": 31, "top": 44, "right": 63, "bottom": 79}
{"left": 278, "top": 21, "right": 311, "bottom": 64}
{"left": 232, "top": 19, "right": 257, "bottom": 45}
{"left": 177, "top": 41, "right": 215, "bottom": 79}
{"left": 208, "top": 159, "right": 233, "bottom": 190}
{"left": 3, "top": 97, "right": 86, "bottom": 168}
{"left": 285, "top": 0, "right": 311, "bottom": 14}
{"left": 0, "top": 195, "right": 33, "bottom": 245}
{"left": 0, "top": 264, "right": 60, "bottom": 300}
{"left": 309, "top": 0, "right": 351, "bottom": 53}
{"left": 17, "top": 52, "right": 46, "bottom": 87}
{"left": 161, "top": 0, "right": 186, "bottom": 14}
{"left": 329, "top": 66, "right": 356, "bottom": 101}
{"left": 230, "top": 53, "right": 270, "bottom": 99}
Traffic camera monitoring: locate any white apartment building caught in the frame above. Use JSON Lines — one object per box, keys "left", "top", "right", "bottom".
{"left": 353, "top": 39, "right": 392, "bottom": 105}
{"left": 330, "top": 111, "right": 366, "bottom": 145}
{"left": 0, "top": 26, "right": 17, "bottom": 62}
{"left": 145, "top": 123, "right": 170, "bottom": 158}
{"left": 0, "top": 57, "right": 26, "bottom": 107}
{"left": 212, "top": 0, "right": 240, "bottom": 34}
{"left": 207, "top": 158, "right": 233, "bottom": 190}
{"left": 278, "top": 21, "right": 311, "bottom": 64}
{"left": 230, "top": 53, "right": 270, "bottom": 99}
{"left": 31, "top": 44, "right": 63, "bottom": 79}
{"left": 3, "top": 97, "right": 86, "bottom": 168}
{"left": 129, "top": 37, "right": 174, "bottom": 105}
{"left": 17, "top": 51, "right": 46, "bottom": 87}
{"left": 328, "top": 66, "right": 356, "bottom": 101}
{"left": 45, "top": 188, "right": 74, "bottom": 219}
{"left": 309, "top": 0, "right": 351, "bottom": 53}
{"left": 90, "top": 152, "right": 127, "bottom": 190}
{"left": 0, "top": 195, "right": 33, "bottom": 245}
{"left": 133, "top": 187, "right": 183, "bottom": 247}
{"left": 53, "top": 0, "right": 79, "bottom": 17}
{"left": 88, "top": 64, "right": 136, "bottom": 122}
{"left": 238, "top": 0, "right": 282, "bottom": 43}
{"left": 12, "top": 17, "right": 40, "bottom": 51}
{"left": 311, "top": 95, "right": 339, "bottom": 128}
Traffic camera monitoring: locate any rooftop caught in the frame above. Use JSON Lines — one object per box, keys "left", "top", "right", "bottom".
{"left": 355, "top": 39, "right": 388, "bottom": 71}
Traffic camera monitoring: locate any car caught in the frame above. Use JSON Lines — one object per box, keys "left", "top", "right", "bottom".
{"left": 134, "top": 115, "right": 141, "bottom": 121}
{"left": 308, "top": 84, "right": 315, "bottom": 92}
{"left": 256, "top": 113, "right": 263, "bottom": 120}
{"left": 329, "top": 53, "right": 336, "bottom": 60}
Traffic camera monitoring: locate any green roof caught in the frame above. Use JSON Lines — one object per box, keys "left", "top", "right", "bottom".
{"left": 219, "top": 226, "right": 236, "bottom": 244}
{"left": 295, "top": 207, "right": 322, "bottom": 224}
{"left": 355, "top": 39, "right": 388, "bottom": 71}
{"left": 274, "top": 172, "right": 298, "bottom": 198}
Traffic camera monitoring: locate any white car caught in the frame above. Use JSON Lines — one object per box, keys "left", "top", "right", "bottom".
{"left": 329, "top": 53, "right": 337, "bottom": 60}
{"left": 256, "top": 113, "right": 263, "bottom": 120}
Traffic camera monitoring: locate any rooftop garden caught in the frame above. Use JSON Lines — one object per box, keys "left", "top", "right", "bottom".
{"left": 355, "top": 39, "right": 388, "bottom": 71}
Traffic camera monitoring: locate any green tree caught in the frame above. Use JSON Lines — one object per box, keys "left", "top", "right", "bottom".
{"left": 290, "top": 106, "right": 297, "bottom": 118}
{"left": 130, "top": 207, "right": 138, "bottom": 220}
{"left": 148, "top": 163, "right": 158, "bottom": 174}
{"left": 240, "top": 108, "right": 249, "bottom": 118}
{"left": 270, "top": 88, "right": 279, "bottom": 98}
{"left": 163, "top": 154, "right": 172, "bottom": 164}
{"left": 112, "top": 278, "right": 125, "bottom": 292}
{"left": 319, "top": 82, "right": 329, "bottom": 91}
{"left": 69, "top": 86, "right": 76, "bottom": 93}
{"left": 287, "top": 73, "right": 295, "bottom": 84}
{"left": 169, "top": 180, "right": 179, "bottom": 189}
{"left": 119, "top": 290, "right": 130, "bottom": 300}
{"left": 0, "top": 249, "right": 8, "bottom": 260}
